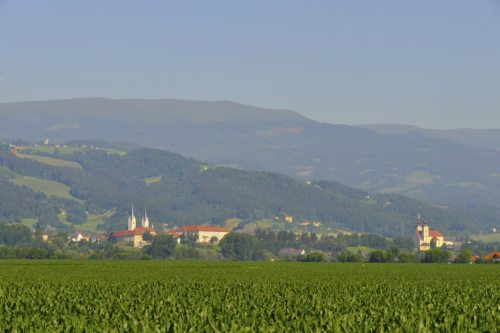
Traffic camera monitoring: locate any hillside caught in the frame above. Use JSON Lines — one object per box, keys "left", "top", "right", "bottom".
{"left": 360, "top": 124, "right": 500, "bottom": 151}
{"left": 0, "top": 143, "right": 499, "bottom": 237}
{"left": 3, "top": 98, "right": 500, "bottom": 207}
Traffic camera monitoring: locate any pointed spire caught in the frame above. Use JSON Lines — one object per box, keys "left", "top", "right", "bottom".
{"left": 141, "top": 206, "right": 150, "bottom": 228}
{"left": 128, "top": 203, "right": 137, "bottom": 231}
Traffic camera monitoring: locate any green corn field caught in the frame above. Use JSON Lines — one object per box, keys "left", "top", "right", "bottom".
{"left": 0, "top": 261, "right": 498, "bottom": 332}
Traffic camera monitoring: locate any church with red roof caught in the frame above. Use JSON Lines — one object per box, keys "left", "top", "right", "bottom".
{"left": 414, "top": 213, "right": 452, "bottom": 251}
{"left": 112, "top": 205, "right": 156, "bottom": 248}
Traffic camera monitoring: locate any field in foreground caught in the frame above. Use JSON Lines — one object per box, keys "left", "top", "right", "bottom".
{"left": 0, "top": 261, "right": 498, "bottom": 332}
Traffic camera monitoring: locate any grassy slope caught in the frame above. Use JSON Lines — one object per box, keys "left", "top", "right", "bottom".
{"left": 13, "top": 176, "right": 81, "bottom": 202}
{"left": 471, "top": 233, "right": 500, "bottom": 243}
{"left": 144, "top": 176, "right": 163, "bottom": 184}
{"left": 16, "top": 152, "right": 82, "bottom": 169}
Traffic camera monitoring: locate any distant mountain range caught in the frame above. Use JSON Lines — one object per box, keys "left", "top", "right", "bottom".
{"left": 360, "top": 124, "right": 500, "bottom": 151}
{"left": 2, "top": 98, "right": 500, "bottom": 207}
{"left": 1, "top": 144, "right": 498, "bottom": 236}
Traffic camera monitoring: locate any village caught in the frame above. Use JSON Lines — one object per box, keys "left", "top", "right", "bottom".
{"left": 8, "top": 206, "right": 496, "bottom": 263}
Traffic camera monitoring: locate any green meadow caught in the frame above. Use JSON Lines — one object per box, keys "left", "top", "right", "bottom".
{"left": 13, "top": 176, "right": 81, "bottom": 202}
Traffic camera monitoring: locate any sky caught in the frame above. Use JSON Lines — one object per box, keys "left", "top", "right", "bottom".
{"left": 0, "top": 1, "right": 499, "bottom": 128}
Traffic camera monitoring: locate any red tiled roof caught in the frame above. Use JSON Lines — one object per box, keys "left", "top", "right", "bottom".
{"left": 112, "top": 227, "right": 156, "bottom": 238}
{"left": 485, "top": 252, "right": 500, "bottom": 261}
{"left": 429, "top": 230, "right": 443, "bottom": 238}
{"left": 176, "top": 225, "right": 230, "bottom": 233}
{"left": 164, "top": 230, "right": 181, "bottom": 238}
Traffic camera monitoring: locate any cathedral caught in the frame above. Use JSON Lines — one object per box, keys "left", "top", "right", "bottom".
{"left": 414, "top": 213, "right": 448, "bottom": 251}
{"left": 112, "top": 204, "right": 156, "bottom": 248}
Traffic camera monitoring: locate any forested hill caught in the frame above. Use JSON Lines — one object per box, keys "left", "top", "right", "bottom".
{"left": 5, "top": 98, "right": 500, "bottom": 207}
{"left": 0, "top": 144, "right": 498, "bottom": 236}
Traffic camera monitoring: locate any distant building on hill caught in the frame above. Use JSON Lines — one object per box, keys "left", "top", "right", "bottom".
{"left": 284, "top": 214, "right": 294, "bottom": 223}
{"left": 71, "top": 231, "right": 90, "bottom": 243}
{"left": 415, "top": 214, "right": 453, "bottom": 251}
{"left": 112, "top": 205, "right": 156, "bottom": 248}
{"left": 278, "top": 248, "right": 306, "bottom": 257}
{"left": 166, "top": 225, "right": 229, "bottom": 244}
{"left": 42, "top": 138, "right": 50, "bottom": 145}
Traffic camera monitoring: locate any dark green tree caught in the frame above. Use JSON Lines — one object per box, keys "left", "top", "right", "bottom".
{"left": 220, "top": 232, "right": 259, "bottom": 261}
{"left": 455, "top": 249, "right": 472, "bottom": 264}
{"left": 149, "top": 235, "right": 177, "bottom": 259}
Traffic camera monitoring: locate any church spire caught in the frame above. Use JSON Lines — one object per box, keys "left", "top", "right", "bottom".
{"left": 142, "top": 206, "right": 150, "bottom": 228}
{"left": 128, "top": 203, "right": 136, "bottom": 231}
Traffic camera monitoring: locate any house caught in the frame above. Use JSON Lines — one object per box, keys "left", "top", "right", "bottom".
{"left": 415, "top": 214, "right": 452, "bottom": 251}
{"left": 284, "top": 214, "right": 294, "bottom": 223}
{"left": 71, "top": 231, "right": 91, "bottom": 243}
{"left": 485, "top": 252, "right": 500, "bottom": 262}
{"left": 168, "top": 225, "right": 230, "bottom": 244}
{"left": 278, "top": 248, "right": 306, "bottom": 257}
{"left": 112, "top": 205, "right": 156, "bottom": 248}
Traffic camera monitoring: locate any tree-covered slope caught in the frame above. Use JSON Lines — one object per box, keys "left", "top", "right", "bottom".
{"left": 0, "top": 144, "right": 498, "bottom": 236}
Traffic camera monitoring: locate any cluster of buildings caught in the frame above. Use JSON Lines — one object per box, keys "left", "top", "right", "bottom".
{"left": 275, "top": 214, "right": 322, "bottom": 227}
{"left": 111, "top": 205, "right": 229, "bottom": 248}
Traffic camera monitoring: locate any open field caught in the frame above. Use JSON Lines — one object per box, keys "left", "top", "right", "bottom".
{"left": 15, "top": 152, "right": 82, "bottom": 169}
{"left": 77, "top": 210, "right": 114, "bottom": 232}
{"left": 20, "top": 218, "right": 37, "bottom": 228}
{"left": 144, "top": 175, "right": 163, "bottom": 184}
{"left": 0, "top": 261, "right": 498, "bottom": 332}
{"left": 13, "top": 176, "right": 81, "bottom": 202}
{"left": 471, "top": 233, "right": 500, "bottom": 243}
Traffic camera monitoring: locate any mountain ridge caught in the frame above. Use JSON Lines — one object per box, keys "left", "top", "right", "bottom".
{"left": 3, "top": 98, "right": 500, "bottom": 207}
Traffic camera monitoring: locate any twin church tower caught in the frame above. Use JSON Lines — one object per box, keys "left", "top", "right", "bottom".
{"left": 127, "top": 204, "right": 151, "bottom": 231}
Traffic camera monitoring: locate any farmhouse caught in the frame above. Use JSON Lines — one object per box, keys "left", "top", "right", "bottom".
{"left": 112, "top": 205, "right": 156, "bottom": 248}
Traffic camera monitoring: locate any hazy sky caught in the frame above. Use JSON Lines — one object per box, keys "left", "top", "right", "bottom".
{"left": 1, "top": 1, "right": 499, "bottom": 128}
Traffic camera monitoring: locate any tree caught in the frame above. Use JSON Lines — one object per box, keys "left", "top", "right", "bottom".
{"left": 181, "top": 231, "right": 198, "bottom": 247}
{"left": 149, "top": 235, "right": 176, "bottom": 259}
{"left": 423, "top": 248, "right": 452, "bottom": 263}
{"left": 455, "top": 249, "right": 472, "bottom": 264}
{"left": 337, "top": 251, "right": 363, "bottom": 262}
{"left": 220, "top": 232, "right": 259, "bottom": 261}
{"left": 369, "top": 250, "right": 389, "bottom": 263}
{"left": 430, "top": 238, "right": 437, "bottom": 250}
{"left": 142, "top": 232, "right": 153, "bottom": 241}
{"left": 298, "top": 251, "right": 325, "bottom": 262}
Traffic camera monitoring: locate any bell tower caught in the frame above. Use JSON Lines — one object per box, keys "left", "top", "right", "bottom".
{"left": 142, "top": 207, "right": 150, "bottom": 228}
{"left": 128, "top": 204, "right": 136, "bottom": 231}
